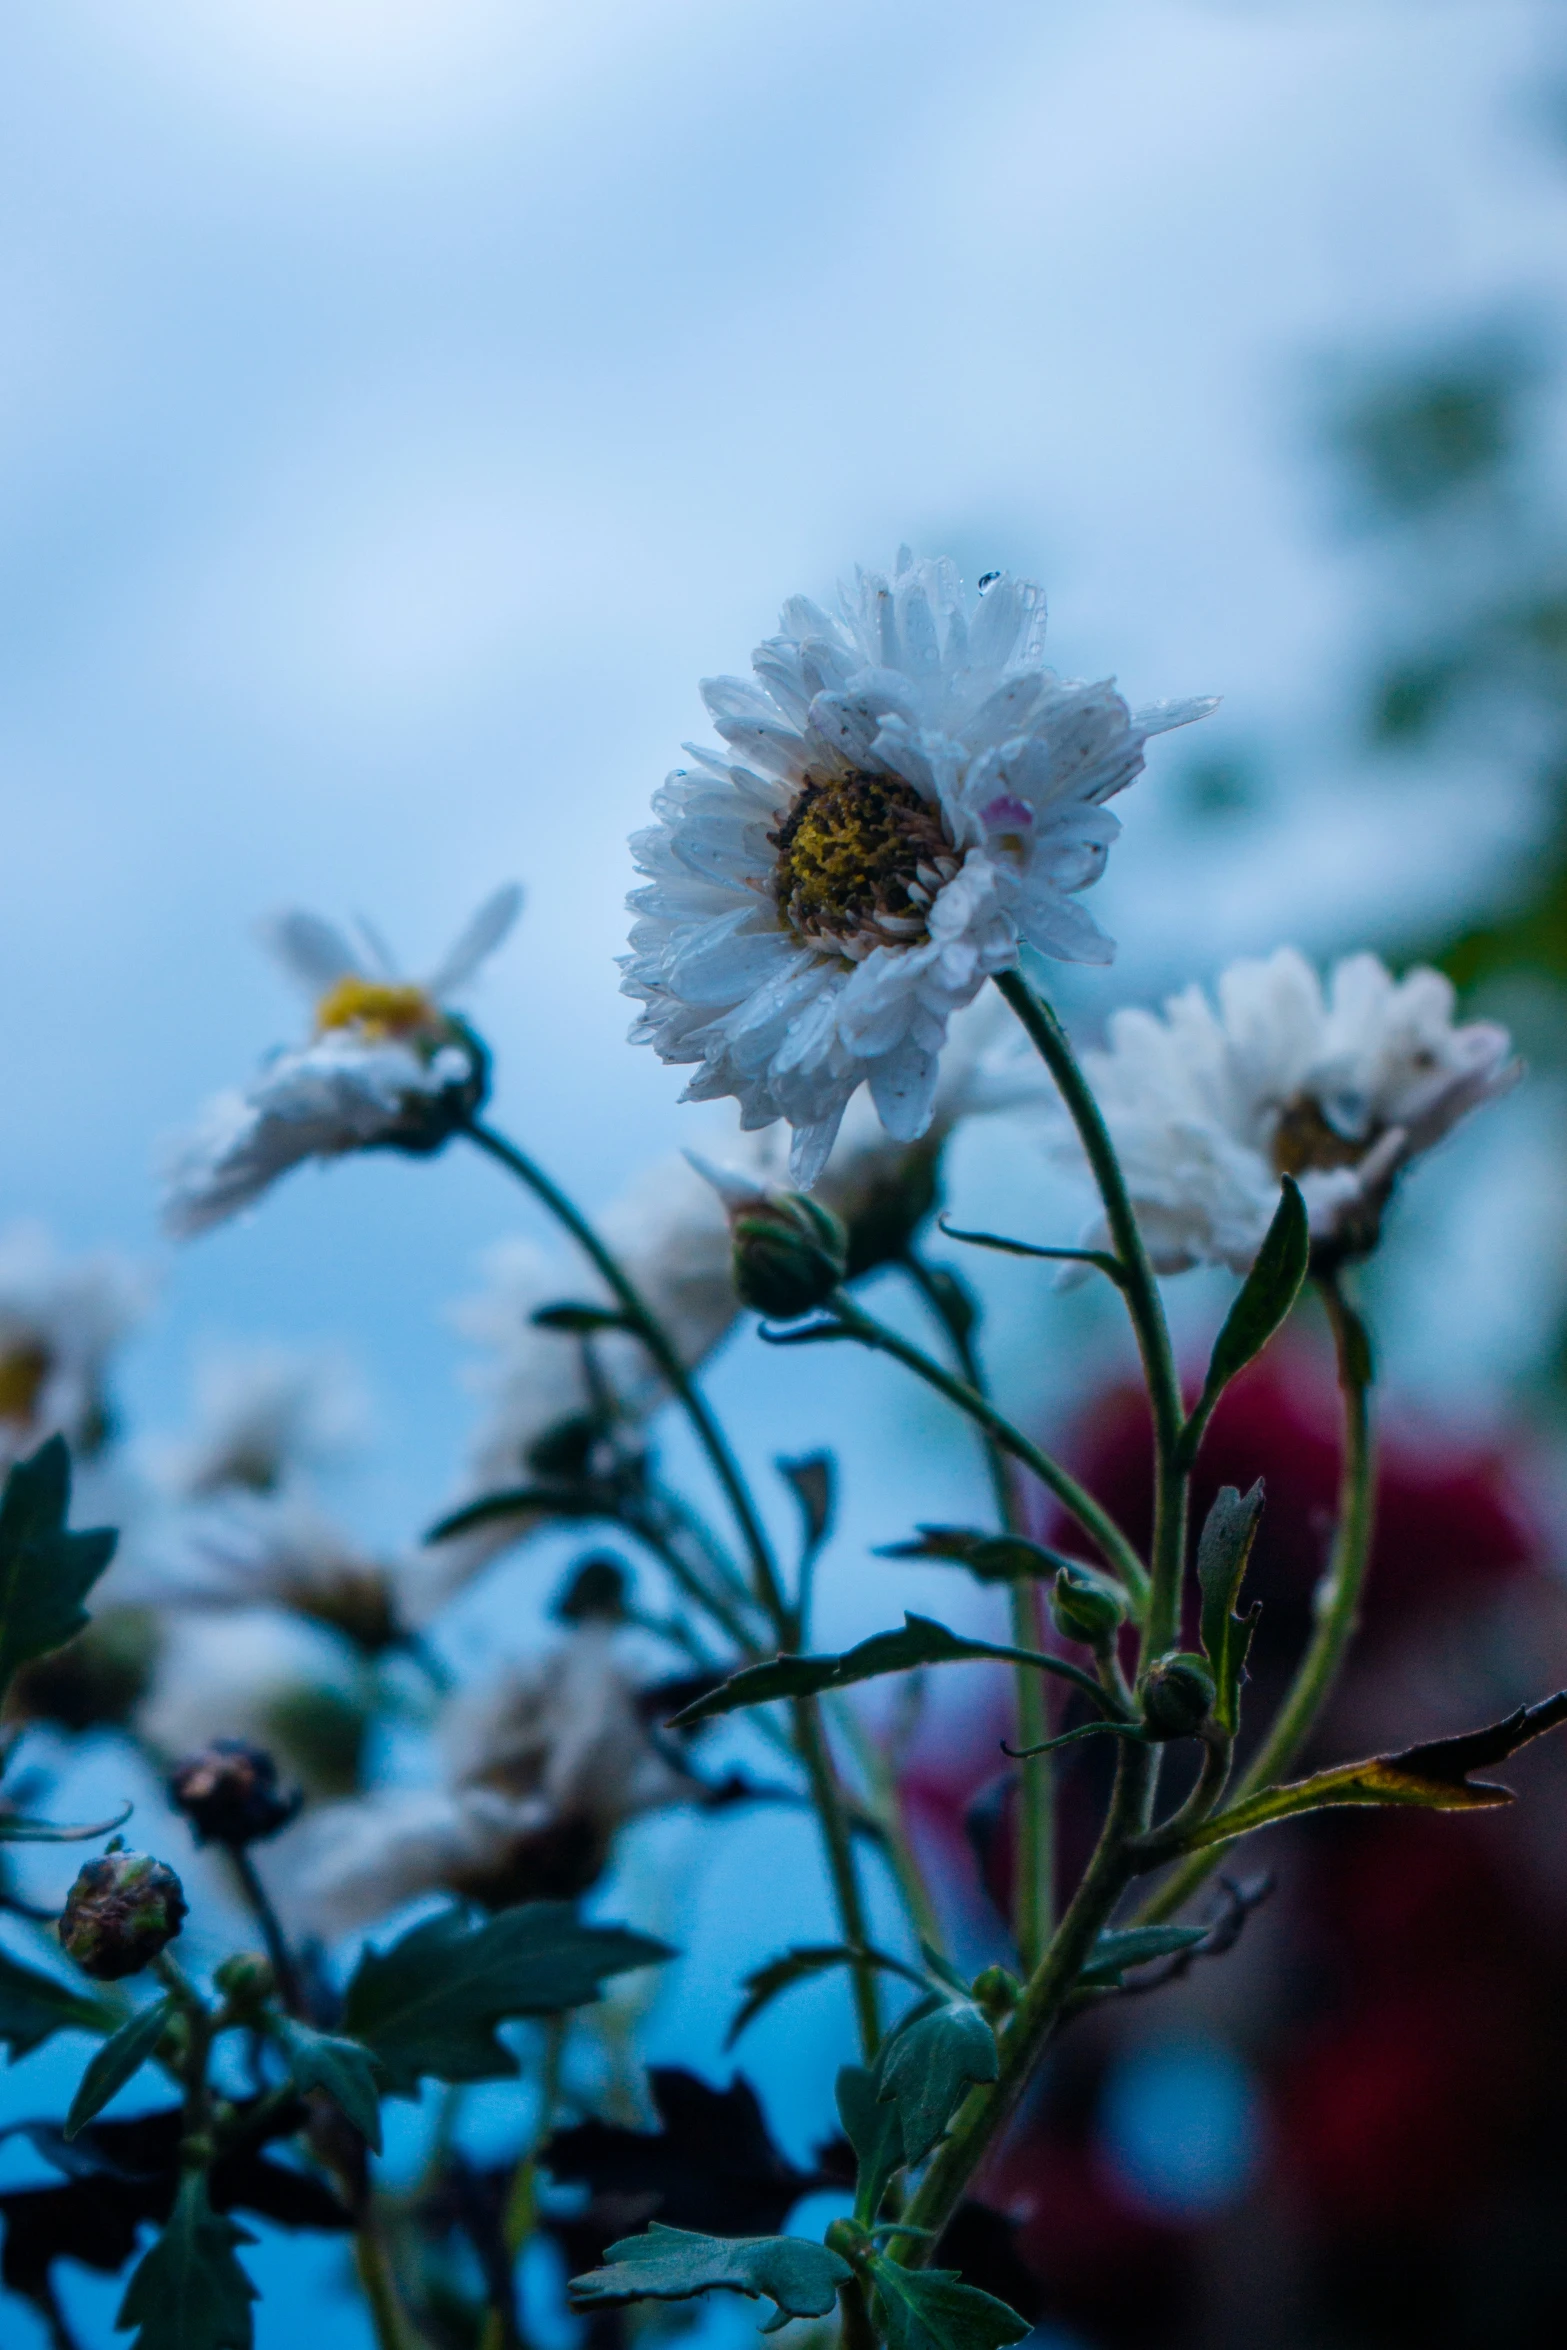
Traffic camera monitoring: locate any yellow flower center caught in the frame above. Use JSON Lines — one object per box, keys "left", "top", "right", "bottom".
{"left": 0, "top": 1344, "right": 49, "bottom": 1425}
{"left": 769, "top": 772, "right": 957, "bottom": 957}
{"left": 314, "top": 978, "right": 439, "bottom": 1042}
{"left": 1270, "top": 1095, "right": 1369, "bottom": 1178}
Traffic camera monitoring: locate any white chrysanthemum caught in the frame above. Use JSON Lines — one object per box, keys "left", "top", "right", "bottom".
{"left": 144, "top": 1490, "right": 403, "bottom": 1653}
{"left": 624, "top": 549, "right": 1212, "bottom": 1183}
{"left": 155, "top": 1341, "right": 371, "bottom": 1499}
{"left": 1057, "top": 948, "right": 1519, "bottom": 1274}
{"left": 136, "top": 1605, "right": 370, "bottom": 1795}
{"left": 0, "top": 1223, "right": 150, "bottom": 1467}
{"left": 290, "top": 1625, "right": 693, "bottom": 1931}
{"left": 163, "top": 885, "right": 521, "bottom": 1237}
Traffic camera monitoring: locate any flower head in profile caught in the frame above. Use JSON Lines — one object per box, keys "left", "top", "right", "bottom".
{"left": 1057, "top": 948, "right": 1518, "bottom": 1273}
{"left": 0, "top": 1224, "right": 149, "bottom": 1467}
{"left": 624, "top": 549, "right": 1212, "bottom": 1183}
{"left": 162, "top": 885, "right": 521, "bottom": 1236}
{"left": 292, "top": 1625, "right": 697, "bottom": 1931}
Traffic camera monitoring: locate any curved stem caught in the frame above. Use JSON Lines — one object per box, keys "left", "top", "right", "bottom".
{"left": 902, "top": 1253, "right": 1051, "bottom": 1968}
{"left": 993, "top": 972, "right": 1185, "bottom": 1658}
{"left": 354, "top": 2225, "right": 422, "bottom": 2350}
{"left": 795, "top": 1695, "right": 882, "bottom": 2060}
{"left": 1134, "top": 1272, "right": 1376, "bottom": 1924}
{"left": 463, "top": 1118, "right": 788, "bottom": 1628}
{"left": 827, "top": 1293, "right": 1149, "bottom": 1604}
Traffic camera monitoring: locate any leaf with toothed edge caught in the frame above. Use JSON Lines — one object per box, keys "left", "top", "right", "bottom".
{"left": 0, "top": 1438, "right": 118, "bottom": 1711}
{"left": 276, "top": 2020, "right": 385, "bottom": 2152}
{"left": 0, "top": 1942, "right": 113, "bottom": 2058}
{"left": 568, "top": 2224, "right": 851, "bottom": 2330}
{"left": 667, "top": 1613, "right": 1108, "bottom": 1727}
{"left": 877, "top": 2000, "right": 999, "bottom": 2165}
{"left": 116, "top": 2172, "right": 258, "bottom": 2350}
{"left": 869, "top": 2254, "right": 1031, "bottom": 2350}
{"left": 726, "top": 1944, "right": 929, "bottom": 2049}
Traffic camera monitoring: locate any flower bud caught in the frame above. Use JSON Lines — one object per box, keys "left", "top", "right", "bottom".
{"left": 169, "top": 1739, "right": 303, "bottom": 1848}
{"left": 971, "top": 1963, "right": 1020, "bottom": 2021}
{"left": 212, "top": 1951, "right": 276, "bottom": 2012}
{"left": 59, "top": 1850, "right": 187, "bottom": 1980}
{"left": 731, "top": 1192, "right": 849, "bottom": 1321}
{"left": 1049, "top": 1563, "right": 1128, "bottom": 1647}
{"left": 1141, "top": 1651, "right": 1217, "bottom": 1741}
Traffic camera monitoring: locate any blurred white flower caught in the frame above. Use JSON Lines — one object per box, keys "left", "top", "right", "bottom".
{"left": 1059, "top": 948, "right": 1519, "bottom": 1274}
{"left": 624, "top": 548, "right": 1211, "bottom": 1184}
{"left": 291, "top": 1625, "right": 694, "bottom": 1931}
{"left": 162, "top": 884, "right": 521, "bottom": 1236}
{"left": 0, "top": 1223, "right": 150, "bottom": 1467}
{"left": 156, "top": 1341, "right": 371, "bottom": 1498}
{"left": 136, "top": 1606, "right": 371, "bottom": 1796}
{"left": 147, "top": 1490, "right": 405, "bottom": 1653}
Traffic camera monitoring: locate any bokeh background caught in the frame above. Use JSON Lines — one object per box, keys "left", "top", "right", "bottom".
{"left": 1, "top": 2, "right": 1566, "bottom": 2344}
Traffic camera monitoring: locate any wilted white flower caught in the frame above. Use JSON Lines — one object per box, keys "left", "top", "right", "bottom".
{"left": 136, "top": 1607, "right": 370, "bottom": 1797}
{"left": 156, "top": 1342, "right": 371, "bottom": 1499}
{"left": 0, "top": 1224, "right": 149, "bottom": 1467}
{"left": 1058, "top": 948, "right": 1519, "bottom": 1274}
{"left": 291, "top": 1625, "right": 694, "bottom": 1931}
{"left": 624, "top": 549, "right": 1211, "bottom": 1184}
{"left": 163, "top": 885, "right": 522, "bottom": 1237}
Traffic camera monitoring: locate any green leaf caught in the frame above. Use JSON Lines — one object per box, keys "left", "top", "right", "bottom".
{"left": 0, "top": 1940, "right": 112, "bottom": 2057}
{"left": 726, "top": 1944, "right": 928, "bottom": 2050}
{"left": 1078, "top": 1926, "right": 1208, "bottom": 1988}
{"left": 1195, "top": 1482, "right": 1264, "bottom": 1734}
{"left": 878, "top": 2000, "right": 998, "bottom": 2165}
{"left": 530, "top": 1302, "right": 631, "bottom": 1335}
{"left": 0, "top": 1437, "right": 117, "bottom": 1710}
{"left": 1183, "top": 1687, "right": 1567, "bottom": 1853}
{"left": 876, "top": 1528, "right": 1083, "bottom": 1584}
{"left": 1182, "top": 1179, "right": 1309, "bottom": 1460}
{"left": 837, "top": 2062, "right": 906, "bottom": 2225}
{"left": 116, "top": 2171, "right": 257, "bottom": 2350}
{"left": 64, "top": 1996, "right": 173, "bottom": 2138}
{"left": 869, "top": 2256, "right": 1030, "bottom": 2350}
{"left": 668, "top": 1613, "right": 1106, "bottom": 1728}
{"left": 426, "top": 1485, "right": 609, "bottom": 1542}
{"left": 342, "top": 1901, "right": 672, "bottom": 2096}
{"left": 277, "top": 2019, "right": 385, "bottom": 2152}
{"left": 0, "top": 1800, "right": 134, "bottom": 1844}
{"left": 569, "top": 2223, "right": 850, "bottom": 2330}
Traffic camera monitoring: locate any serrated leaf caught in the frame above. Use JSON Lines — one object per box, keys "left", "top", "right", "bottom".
{"left": 0, "top": 1438, "right": 117, "bottom": 1710}
{"left": 1183, "top": 1687, "right": 1567, "bottom": 1853}
{"left": 116, "top": 2171, "right": 257, "bottom": 2350}
{"left": 726, "top": 1945, "right": 927, "bottom": 2050}
{"left": 777, "top": 1453, "right": 835, "bottom": 1562}
{"left": 569, "top": 2223, "right": 850, "bottom": 2329}
{"left": 1195, "top": 1482, "right": 1264, "bottom": 1734}
{"left": 878, "top": 2001, "right": 998, "bottom": 2166}
{"left": 276, "top": 2020, "right": 384, "bottom": 2153}
{"left": 668, "top": 1613, "right": 1105, "bottom": 1728}
{"left": 530, "top": 1302, "right": 631, "bottom": 1335}
{"left": 876, "top": 1528, "right": 1080, "bottom": 1583}
{"left": 0, "top": 1941, "right": 112, "bottom": 2058}
{"left": 1183, "top": 1180, "right": 1308, "bottom": 1460}
{"left": 870, "top": 2256, "right": 1030, "bottom": 2350}
{"left": 1078, "top": 1926, "right": 1208, "bottom": 1989}
{"left": 65, "top": 1998, "right": 173, "bottom": 2140}
{"left": 837, "top": 2062, "right": 905, "bottom": 2225}
{"left": 342, "top": 1902, "right": 672, "bottom": 2097}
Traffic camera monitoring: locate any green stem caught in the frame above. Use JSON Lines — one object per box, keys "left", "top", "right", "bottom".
{"left": 1134, "top": 1272, "right": 1375, "bottom": 1923}
{"left": 993, "top": 971, "right": 1185, "bottom": 1657}
{"left": 154, "top": 1952, "right": 214, "bottom": 2163}
{"left": 902, "top": 1253, "right": 1052, "bottom": 1967}
{"left": 795, "top": 1695, "right": 882, "bottom": 2059}
{"left": 478, "top": 2018, "right": 567, "bottom": 2350}
{"left": 463, "top": 1118, "right": 789, "bottom": 1627}
{"left": 834, "top": 1697, "right": 944, "bottom": 1955}
{"left": 890, "top": 1739, "right": 1157, "bottom": 2260}
{"left": 228, "top": 1845, "right": 306, "bottom": 2019}
{"left": 827, "top": 1293, "right": 1149, "bottom": 1604}
{"left": 838, "top": 2270, "right": 880, "bottom": 2350}
{"left": 354, "top": 2223, "right": 423, "bottom": 2350}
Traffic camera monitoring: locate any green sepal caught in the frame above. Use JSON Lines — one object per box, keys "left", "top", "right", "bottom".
{"left": 1195, "top": 1482, "right": 1264, "bottom": 1733}
{"left": 342, "top": 1901, "right": 671, "bottom": 2096}
{"left": 276, "top": 2018, "right": 385, "bottom": 2152}
{"left": 667, "top": 1613, "right": 1106, "bottom": 1728}
{"left": 1181, "top": 1179, "right": 1308, "bottom": 1463}
{"left": 868, "top": 2254, "right": 1030, "bottom": 2350}
{"left": 0, "top": 1940, "right": 113, "bottom": 2057}
{"left": 0, "top": 1437, "right": 118, "bottom": 1712}
{"left": 877, "top": 1999, "right": 999, "bottom": 2165}
{"left": 568, "top": 2223, "right": 851, "bottom": 2330}
{"left": 1182, "top": 1687, "right": 1567, "bottom": 1852}
{"left": 116, "top": 2171, "right": 258, "bottom": 2350}
{"left": 64, "top": 1994, "right": 173, "bottom": 2138}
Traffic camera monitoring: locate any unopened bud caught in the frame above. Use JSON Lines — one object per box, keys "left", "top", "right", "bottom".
{"left": 971, "top": 1963, "right": 1020, "bottom": 2021}
{"left": 731, "top": 1192, "right": 848, "bottom": 1321}
{"left": 1141, "top": 1651, "right": 1216, "bottom": 1741}
{"left": 1049, "top": 1563, "right": 1128, "bottom": 1647}
{"left": 213, "top": 1951, "right": 276, "bottom": 2011}
{"left": 60, "top": 1850, "right": 187, "bottom": 1980}
{"left": 169, "top": 1739, "right": 302, "bottom": 1848}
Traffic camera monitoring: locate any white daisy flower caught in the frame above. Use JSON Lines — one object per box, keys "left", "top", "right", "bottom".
{"left": 0, "top": 1223, "right": 150, "bottom": 1467}
{"left": 147, "top": 1490, "right": 404, "bottom": 1655}
{"left": 136, "top": 1605, "right": 371, "bottom": 1796}
{"left": 162, "top": 884, "right": 522, "bottom": 1237}
{"left": 290, "top": 1624, "right": 695, "bottom": 1930}
{"left": 623, "top": 549, "right": 1212, "bottom": 1184}
{"left": 155, "top": 1341, "right": 371, "bottom": 1499}
{"left": 1057, "top": 948, "right": 1519, "bottom": 1274}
